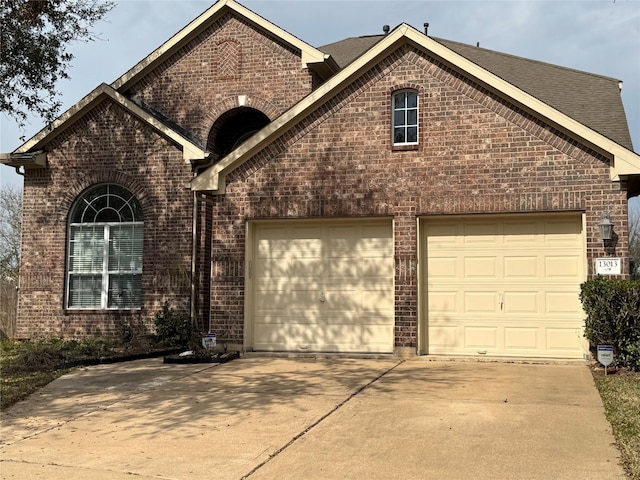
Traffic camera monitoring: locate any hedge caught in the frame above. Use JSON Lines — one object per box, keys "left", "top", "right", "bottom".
{"left": 580, "top": 276, "right": 640, "bottom": 371}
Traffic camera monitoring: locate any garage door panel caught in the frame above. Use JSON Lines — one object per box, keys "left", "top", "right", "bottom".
{"left": 424, "top": 214, "right": 586, "bottom": 358}
{"left": 429, "top": 326, "right": 459, "bottom": 348}
{"left": 545, "top": 292, "right": 581, "bottom": 314}
{"left": 252, "top": 220, "right": 393, "bottom": 353}
{"left": 464, "top": 326, "right": 498, "bottom": 348}
{"left": 545, "top": 256, "right": 581, "bottom": 278}
{"left": 546, "top": 328, "right": 584, "bottom": 352}
{"left": 326, "top": 257, "right": 359, "bottom": 278}
{"left": 504, "top": 292, "right": 539, "bottom": 314}
{"left": 257, "top": 236, "right": 322, "bottom": 257}
{"left": 428, "top": 291, "right": 458, "bottom": 313}
{"left": 428, "top": 257, "right": 458, "bottom": 278}
{"left": 255, "top": 289, "right": 321, "bottom": 313}
{"left": 256, "top": 257, "right": 323, "bottom": 278}
{"left": 503, "top": 221, "right": 537, "bottom": 241}
{"left": 504, "top": 327, "right": 539, "bottom": 350}
{"left": 463, "top": 222, "right": 498, "bottom": 241}
{"left": 254, "top": 323, "right": 326, "bottom": 351}
{"left": 464, "top": 292, "right": 499, "bottom": 313}
{"left": 464, "top": 256, "right": 498, "bottom": 278}
{"left": 361, "top": 256, "right": 395, "bottom": 277}
{"left": 504, "top": 256, "right": 538, "bottom": 278}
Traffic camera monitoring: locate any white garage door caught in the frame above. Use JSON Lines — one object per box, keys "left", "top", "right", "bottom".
{"left": 423, "top": 214, "right": 586, "bottom": 358}
{"left": 251, "top": 220, "right": 394, "bottom": 353}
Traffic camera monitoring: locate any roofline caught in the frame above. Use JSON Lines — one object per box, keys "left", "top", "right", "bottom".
{"left": 191, "top": 23, "right": 640, "bottom": 192}
{"left": 5, "top": 84, "right": 208, "bottom": 164}
{"left": 111, "top": 0, "right": 331, "bottom": 92}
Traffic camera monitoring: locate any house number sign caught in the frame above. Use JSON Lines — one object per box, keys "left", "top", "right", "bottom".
{"left": 595, "top": 258, "right": 621, "bottom": 275}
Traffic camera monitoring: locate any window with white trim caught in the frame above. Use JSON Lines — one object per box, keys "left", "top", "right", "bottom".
{"left": 66, "top": 184, "right": 143, "bottom": 309}
{"left": 392, "top": 90, "right": 418, "bottom": 146}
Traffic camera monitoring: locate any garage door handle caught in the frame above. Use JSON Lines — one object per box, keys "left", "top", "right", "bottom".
{"left": 498, "top": 293, "right": 503, "bottom": 311}
{"left": 319, "top": 291, "right": 326, "bottom": 303}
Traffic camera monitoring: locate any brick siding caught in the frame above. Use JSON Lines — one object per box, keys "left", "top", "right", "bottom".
{"left": 206, "top": 44, "right": 628, "bottom": 348}
{"left": 15, "top": 23, "right": 629, "bottom": 349}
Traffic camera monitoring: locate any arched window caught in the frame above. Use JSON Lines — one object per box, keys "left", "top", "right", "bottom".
{"left": 392, "top": 89, "right": 419, "bottom": 146}
{"left": 66, "top": 184, "right": 143, "bottom": 309}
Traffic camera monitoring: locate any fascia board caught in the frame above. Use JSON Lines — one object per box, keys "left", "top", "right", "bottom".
{"left": 11, "top": 84, "right": 207, "bottom": 163}
{"left": 112, "top": 0, "right": 326, "bottom": 92}
{"left": 0, "top": 151, "right": 47, "bottom": 168}
{"left": 14, "top": 83, "right": 113, "bottom": 154}
{"left": 192, "top": 23, "right": 640, "bottom": 192}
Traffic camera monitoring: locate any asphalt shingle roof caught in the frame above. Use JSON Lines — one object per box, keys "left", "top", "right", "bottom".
{"left": 320, "top": 34, "right": 633, "bottom": 150}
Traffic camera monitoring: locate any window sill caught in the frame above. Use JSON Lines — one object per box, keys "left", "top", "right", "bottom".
{"left": 64, "top": 308, "right": 143, "bottom": 315}
{"left": 392, "top": 144, "right": 419, "bottom": 152}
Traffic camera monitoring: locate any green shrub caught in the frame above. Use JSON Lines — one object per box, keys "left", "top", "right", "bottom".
{"left": 152, "top": 302, "right": 193, "bottom": 348}
{"left": 580, "top": 276, "right": 640, "bottom": 371}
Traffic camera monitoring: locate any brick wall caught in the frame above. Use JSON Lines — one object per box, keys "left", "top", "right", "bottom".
{"left": 18, "top": 100, "right": 194, "bottom": 338}
{"left": 15, "top": 13, "right": 317, "bottom": 339}
{"left": 126, "top": 12, "right": 315, "bottom": 143}
{"left": 206, "top": 44, "right": 629, "bottom": 348}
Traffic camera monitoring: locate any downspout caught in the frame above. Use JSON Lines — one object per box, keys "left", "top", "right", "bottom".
{"left": 14, "top": 166, "right": 24, "bottom": 176}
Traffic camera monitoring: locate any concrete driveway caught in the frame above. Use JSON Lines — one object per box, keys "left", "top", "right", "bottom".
{"left": 0, "top": 356, "right": 626, "bottom": 480}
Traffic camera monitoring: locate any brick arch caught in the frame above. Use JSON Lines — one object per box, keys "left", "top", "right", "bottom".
{"left": 58, "top": 170, "right": 153, "bottom": 225}
{"left": 207, "top": 106, "right": 271, "bottom": 157}
{"left": 388, "top": 83, "right": 424, "bottom": 95}
{"left": 203, "top": 94, "right": 279, "bottom": 130}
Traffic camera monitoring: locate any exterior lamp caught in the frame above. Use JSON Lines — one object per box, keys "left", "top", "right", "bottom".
{"left": 598, "top": 212, "right": 614, "bottom": 241}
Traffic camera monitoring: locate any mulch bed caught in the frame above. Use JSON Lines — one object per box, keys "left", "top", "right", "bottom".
{"left": 163, "top": 351, "right": 240, "bottom": 364}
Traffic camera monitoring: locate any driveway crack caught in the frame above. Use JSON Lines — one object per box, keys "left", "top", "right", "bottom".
{"left": 240, "top": 360, "right": 404, "bottom": 479}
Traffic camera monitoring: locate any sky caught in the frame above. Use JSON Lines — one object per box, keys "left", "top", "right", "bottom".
{"left": 1, "top": 0, "right": 639, "bottom": 191}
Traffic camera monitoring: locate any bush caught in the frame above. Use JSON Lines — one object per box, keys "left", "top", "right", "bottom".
{"left": 580, "top": 276, "right": 640, "bottom": 371}
{"left": 152, "top": 302, "right": 193, "bottom": 349}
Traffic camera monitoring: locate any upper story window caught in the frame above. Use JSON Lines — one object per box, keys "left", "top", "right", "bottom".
{"left": 66, "top": 184, "right": 143, "bottom": 310}
{"left": 392, "top": 90, "right": 418, "bottom": 146}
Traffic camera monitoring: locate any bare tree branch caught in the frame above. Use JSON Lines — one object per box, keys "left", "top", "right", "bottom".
{"left": 0, "top": 185, "right": 22, "bottom": 279}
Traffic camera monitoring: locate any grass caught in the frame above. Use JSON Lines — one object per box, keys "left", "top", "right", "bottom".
{"left": 0, "top": 337, "right": 153, "bottom": 411}
{"left": 594, "top": 372, "right": 640, "bottom": 480}
{"left": 0, "top": 339, "right": 70, "bottom": 411}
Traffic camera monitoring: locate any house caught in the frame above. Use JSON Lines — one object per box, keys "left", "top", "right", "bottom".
{"left": 2, "top": 0, "right": 639, "bottom": 359}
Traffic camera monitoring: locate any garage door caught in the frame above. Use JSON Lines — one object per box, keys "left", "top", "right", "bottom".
{"left": 423, "top": 214, "right": 586, "bottom": 358}
{"left": 251, "top": 220, "right": 394, "bottom": 353}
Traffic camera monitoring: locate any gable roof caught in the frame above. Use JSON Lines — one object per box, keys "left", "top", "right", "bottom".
{"left": 3, "top": 3, "right": 638, "bottom": 185}
{"left": 0, "top": 84, "right": 208, "bottom": 166}
{"left": 321, "top": 34, "right": 634, "bottom": 151}
{"left": 192, "top": 23, "right": 640, "bottom": 193}
{"left": 2, "top": 0, "right": 335, "bottom": 167}
{"left": 111, "top": 0, "right": 337, "bottom": 92}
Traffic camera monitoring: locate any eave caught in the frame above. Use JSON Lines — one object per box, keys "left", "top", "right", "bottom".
{"left": 191, "top": 23, "right": 640, "bottom": 193}
{"left": 0, "top": 151, "right": 47, "bottom": 169}
{"left": 3, "top": 84, "right": 208, "bottom": 165}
